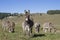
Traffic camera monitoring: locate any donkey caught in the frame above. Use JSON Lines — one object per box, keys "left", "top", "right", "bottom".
{"left": 34, "top": 23, "right": 40, "bottom": 33}
{"left": 2, "top": 20, "right": 15, "bottom": 33}
{"left": 43, "top": 22, "right": 56, "bottom": 33}
{"left": 22, "top": 10, "right": 34, "bottom": 36}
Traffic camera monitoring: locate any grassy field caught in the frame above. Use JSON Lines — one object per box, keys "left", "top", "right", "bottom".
{"left": 0, "top": 14, "right": 60, "bottom": 40}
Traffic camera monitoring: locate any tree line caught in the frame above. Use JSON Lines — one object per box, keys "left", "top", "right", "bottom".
{"left": 0, "top": 12, "right": 20, "bottom": 19}
{"left": 47, "top": 10, "right": 60, "bottom": 14}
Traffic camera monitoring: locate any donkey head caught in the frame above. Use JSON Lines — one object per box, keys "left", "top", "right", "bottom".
{"left": 25, "top": 13, "right": 30, "bottom": 21}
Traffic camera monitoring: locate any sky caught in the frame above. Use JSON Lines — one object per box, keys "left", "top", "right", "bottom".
{"left": 0, "top": 0, "right": 60, "bottom": 13}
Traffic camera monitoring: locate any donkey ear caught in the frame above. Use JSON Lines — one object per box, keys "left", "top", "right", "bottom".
{"left": 24, "top": 10, "right": 26, "bottom": 12}
{"left": 24, "top": 10, "right": 28, "bottom": 15}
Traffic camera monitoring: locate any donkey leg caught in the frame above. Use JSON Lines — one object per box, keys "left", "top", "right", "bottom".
{"left": 30, "top": 27, "right": 33, "bottom": 33}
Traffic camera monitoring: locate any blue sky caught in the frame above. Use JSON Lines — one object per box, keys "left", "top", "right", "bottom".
{"left": 0, "top": 0, "right": 60, "bottom": 13}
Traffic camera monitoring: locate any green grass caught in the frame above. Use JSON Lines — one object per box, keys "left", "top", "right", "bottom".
{"left": 0, "top": 14, "right": 60, "bottom": 40}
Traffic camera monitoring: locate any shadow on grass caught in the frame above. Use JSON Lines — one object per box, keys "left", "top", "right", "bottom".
{"left": 32, "top": 34, "right": 45, "bottom": 38}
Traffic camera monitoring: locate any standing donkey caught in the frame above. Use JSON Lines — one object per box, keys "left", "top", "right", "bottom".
{"left": 22, "top": 10, "right": 34, "bottom": 36}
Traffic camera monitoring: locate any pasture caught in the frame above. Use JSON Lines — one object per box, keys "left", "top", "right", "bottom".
{"left": 0, "top": 14, "right": 60, "bottom": 40}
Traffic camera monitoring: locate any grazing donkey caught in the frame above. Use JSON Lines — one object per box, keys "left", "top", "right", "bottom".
{"left": 2, "top": 20, "right": 15, "bottom": 33}
{"left": 22, "top": 10, "right": 34, "bottom": 36}
{"left": 34, "top": 23, "right": 40, "bottom": 33}
{"left": 43, "top": 22, "right": 56, "bottom": 33}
